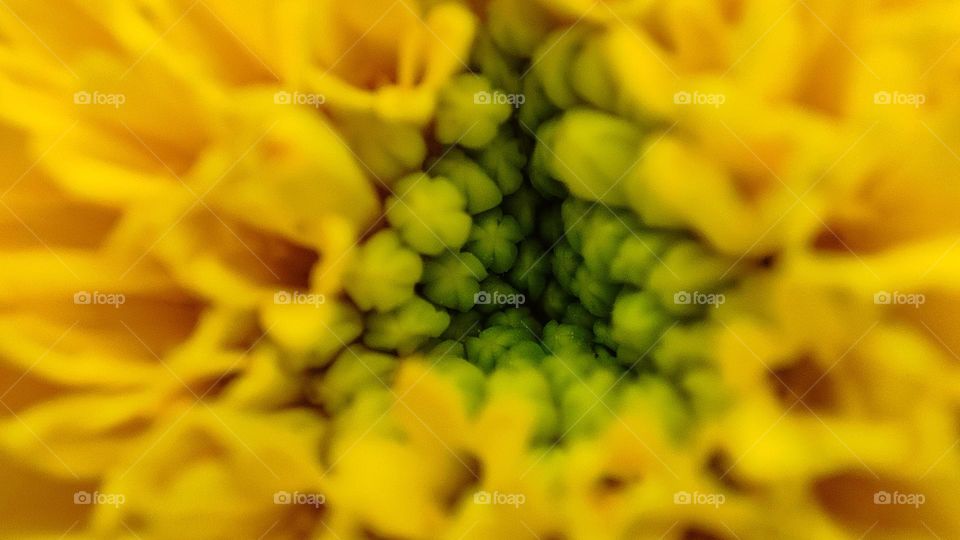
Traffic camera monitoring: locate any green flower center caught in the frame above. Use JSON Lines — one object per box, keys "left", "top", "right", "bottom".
{"left": 413, "top": 125, "right": 684, "bottom": 376}
{"left": 347, "top": 31, "right": 738, "bottom": 442}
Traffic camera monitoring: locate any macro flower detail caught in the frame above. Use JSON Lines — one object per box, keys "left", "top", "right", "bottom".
{"left": 2, "top": 0, "right": 960, "bottom": 539}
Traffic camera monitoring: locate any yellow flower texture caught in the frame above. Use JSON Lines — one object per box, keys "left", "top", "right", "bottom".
{"left": 1, "top": 0, "right": 960, "bottom": 539}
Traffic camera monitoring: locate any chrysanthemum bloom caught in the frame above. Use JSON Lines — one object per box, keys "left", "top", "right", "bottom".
{"left": 1, "top": 1, "right": 959, "bottom": 539}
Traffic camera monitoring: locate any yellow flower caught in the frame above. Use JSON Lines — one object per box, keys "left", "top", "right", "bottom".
{"left": 3, "top": 0, "right": 960, "bottom": 539}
